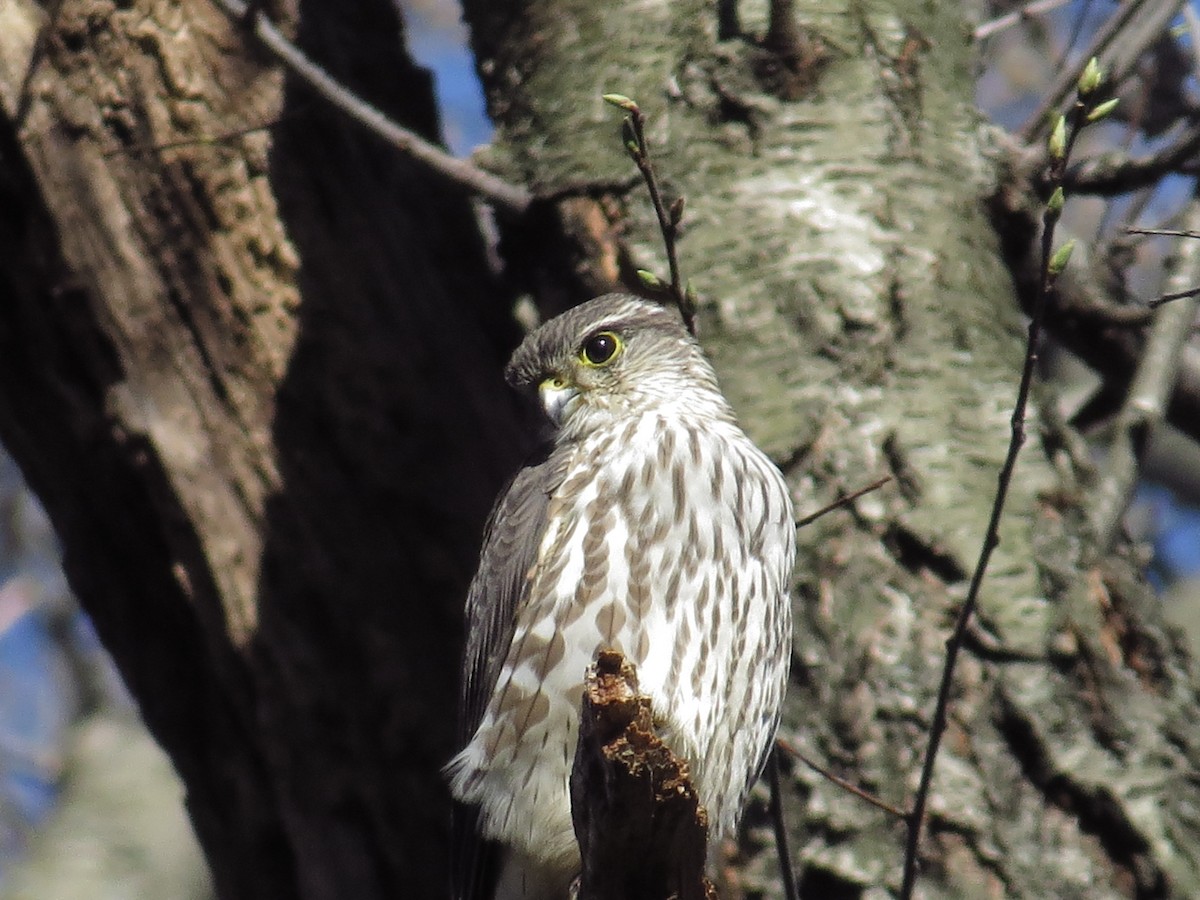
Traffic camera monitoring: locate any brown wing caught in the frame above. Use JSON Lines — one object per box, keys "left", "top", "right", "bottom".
{"left": 454, "top": 441, "right": 567, "bottom": 900}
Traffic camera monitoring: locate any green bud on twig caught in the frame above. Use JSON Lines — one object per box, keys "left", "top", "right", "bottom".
{"left": 1085, "top": 98, "right": 1119, "bottom": 123}
{"left": 1077, "top": 58, "right": 1102, "bottom": 97}
{"left": 637, "top": 269, "right": 664, "bottom": 289}
{"left": 1048, "top": 239, "right": 1076, "bottom": 276}
{"left": 602, "top": 93, "right": 638, "bottom": 112}
{"left": 1048, "top": 115, "right": 1067, "bottom": 161}
{"left": 1046, "top": 186, "right": 1065, "bottom": 215}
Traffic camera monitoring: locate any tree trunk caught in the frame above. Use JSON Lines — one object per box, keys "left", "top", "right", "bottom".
{"left": 2, "top": 0, "right": 1200, "bottom": 897}
{"left": 460, "top": 0, "right": 1200, "bottom": 897}
{"left": 0, "top": 0, "right": 526, "bottom": 897}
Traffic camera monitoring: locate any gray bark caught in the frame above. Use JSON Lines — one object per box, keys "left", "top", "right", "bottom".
{"left": 460, "top": 0, "right": 1200, "bottom": 896}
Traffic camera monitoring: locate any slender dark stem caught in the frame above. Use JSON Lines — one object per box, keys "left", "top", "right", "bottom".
{"left": 1126, "top": 228, "right": 1200, "bottom": 240}
{"left": 765, "top": 750, "right": 800, "bottom": 900}
{"left": 776, "top": 738, "right": 907, "bottom": 820}
{"left": 623, "top": 106, "right": 693, "bottom": 333}
{"left": 898, "top": 101, "right": 1087, "bottom": 900}
{"left": 101, "top": 118, "right": 288, "bottom": 158}
{"left": 1149, "top": 286, "right": 1200, "bottom": 308}
{"left": 795, "top": 475, "right": 892, "bottom": 529}
{"left": 1018, "top": 0, "right": 1164, "bottom": 142}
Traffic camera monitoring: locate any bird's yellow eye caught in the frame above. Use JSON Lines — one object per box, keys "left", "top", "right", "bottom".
{"left": 580, "top": 331, "right": 622, "bottom": 366}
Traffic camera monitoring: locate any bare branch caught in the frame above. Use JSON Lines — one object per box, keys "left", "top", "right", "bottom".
{"left": 775, "top": 737, "right": 908, "bottom": 820}
{"left": 989, "top": 164, "right": 1200, "bottom": 446}
{"left": 1149, "top": 286, "right": 1200, "bottom": 308}
{"left": 1066, "top": 122, "right": 1200, "bottom": 195}
{"left": 795, "top": 475, "right": 892, "bottom": 529}
{"left": 210, "top": 0, "right": 533, "bottom": 214}
{"left": 765, "top": 751, "right": 800, "bottom": 900}
{"left": 974, "top": 0, "right": 1073, "bottom": 42}
{"left": 603, "top": 95, "right": 694, "bottom": 333}
{"left": 1127, "top": 227, "right": 1200, "bottom": 240}
{"left": 1089, "top": 201, "right": 1200, "bottom": 548}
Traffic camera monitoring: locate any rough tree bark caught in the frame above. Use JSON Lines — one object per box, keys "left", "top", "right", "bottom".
{"left": 460, "top": 0, "right": 1200, "bottom": 897}
{"left": 0, "top": 0, "right": 1199, "bottom": 898}
{"left": 0, "top": 0, "right": 527, "bottom": 897}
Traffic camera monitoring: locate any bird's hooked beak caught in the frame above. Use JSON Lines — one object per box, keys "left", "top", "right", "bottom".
{"left": 538, "top": 377, "right": 579, "bottom": 427}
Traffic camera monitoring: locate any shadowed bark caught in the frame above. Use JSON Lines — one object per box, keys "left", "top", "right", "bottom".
{"left": 0, "top": 0, "right": 525, "bottom": 896}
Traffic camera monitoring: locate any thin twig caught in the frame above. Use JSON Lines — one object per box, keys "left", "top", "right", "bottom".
{"left": 989, "top": 190, "right": 1200, "bottom": 445}
{"left": 1149, "top": 285, "right": 1200, "bottom": 308}
{"left": 1019, "top": 0, "right": 1179, "bottom": 142}
{"left": 1089, "top": 203, "right": 1200, "bottom": 548}
{"left": 765, "top": 750, "right": 799, "bottom": 900}
{"left": 795, "top": 475, "right": 892, "bottom": 529}
{"left": 1126, "top": 227, "right": 1200, "bottom": 240}
{"left": 209, "top": 0, "right": 532, "bottom": 214}
{"left": 900, "top": 77, "right": 1103, "bottom": 900}
{"left": 603, "top": 94, "right": 694, "bottom": 333}
{"left": 101, "top": 118, "right": 285, "bottom": 158}
{"left": 627, "top": 107, "right": 685, "bottom": 315}
{"left": 775, "top": 738, "right": 908, "bottom": 820}
{"left": 974, "top": 0, "right": 1073, "bottom": 41}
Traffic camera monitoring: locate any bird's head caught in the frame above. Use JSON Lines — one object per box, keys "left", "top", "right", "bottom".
{"left": 505, "top": 293, "right": 731, "bottom": 439}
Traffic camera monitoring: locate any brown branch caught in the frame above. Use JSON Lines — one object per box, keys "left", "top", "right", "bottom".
{"left": 1149, "top": 286, "right": 1200, "bottom": 308}
{"left": 901, "top": 76, "right": 1108, "bottom": 900}
{"left": 209, "top": 0, "right": 533, "bottom": 214}
{"left": 1066, "top": 122, "right": 1200, "bottom": 195}
{"left": 1127, "top": 227, "right": 1200, "bottom": 239}
{"left": 765, "top": 750, "right": 800, "bottom": 900}
{"left": 990, "top": 166, "right": 1200, "bottom": 446}
{"left": 571, "top": 650, "right": 716, "bottom": 900}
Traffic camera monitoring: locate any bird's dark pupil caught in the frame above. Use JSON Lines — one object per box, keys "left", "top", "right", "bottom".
{"left": 584, "top": 333, "right": 616, "bottom": 364}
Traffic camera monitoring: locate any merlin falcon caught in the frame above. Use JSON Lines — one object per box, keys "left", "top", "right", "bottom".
{"left": 447, "top": 294, "right": 795, "bottom": 899}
